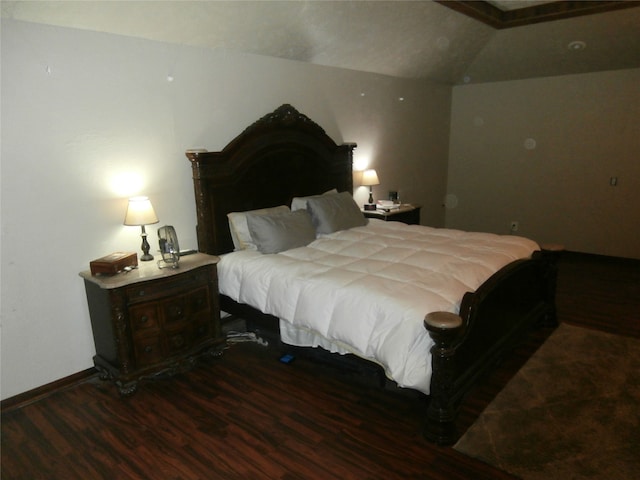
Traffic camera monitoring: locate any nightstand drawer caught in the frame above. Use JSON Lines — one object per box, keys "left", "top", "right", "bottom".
{"left": 192, "top": 317, "right": 212, "bottom": 345}
{"left": 190, "top": 288, "right": 210, "bottom": 313}
{"left": 166, "top": 328, "right": 190, "bottom": 355}
{"left": 129, "top": 304, "right": 160, "bottom": 333}
{"left": 124, "top": 270, "right": 210, "bottom": 304}
{"left": 161, "top": 287, "right": 211, "bottom": 325}
{"left": 133, "top": 336, "right": 164, "bottom": 367}
{"left": 162, "top": 296, "right": 189, "bottom": 325}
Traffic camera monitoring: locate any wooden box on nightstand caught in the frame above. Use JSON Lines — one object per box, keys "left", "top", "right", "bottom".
{"left": 362, "top": 204, "right": 421, "bottom": 225}
{"left": 80, "top": 253, "right": 223, "bottom": 395}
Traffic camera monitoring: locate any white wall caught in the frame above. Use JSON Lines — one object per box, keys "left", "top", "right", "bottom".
{"left": 0, "top": 20, "right": 451, "bottom": 399}
{"left": 446, "top": 69, "right": 640, "bottom": 259}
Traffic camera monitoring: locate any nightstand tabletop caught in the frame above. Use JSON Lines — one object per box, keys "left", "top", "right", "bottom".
{"left": 362, "top": 203, "right": 419, "bottom": 216}
{"left": 79, "top": 252, "right": 219, "bottom": 289}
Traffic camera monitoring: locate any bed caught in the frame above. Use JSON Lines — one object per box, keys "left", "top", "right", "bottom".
{"left": 186, "top": 104, "right": 557, "bottom": 445}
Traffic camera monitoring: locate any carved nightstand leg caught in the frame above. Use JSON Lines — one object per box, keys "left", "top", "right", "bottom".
{"left": 95, "top": 365, "right": 112, "bottom": 382}
{"left": 117, "top": 381, "right": 138, "bottom": 397}
{"left": 206, "top": 344, "right": 226, "bottom": 359}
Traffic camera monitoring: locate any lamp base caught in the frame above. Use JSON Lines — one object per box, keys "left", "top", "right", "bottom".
{"left": 363, "top": 204, "right": 377, "bottom": 211}
{"left": 139, "top": 225, "right": 154, "bottom": 261}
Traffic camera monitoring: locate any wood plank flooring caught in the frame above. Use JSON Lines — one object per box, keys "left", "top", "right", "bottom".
{"left": 2, "top": 252, "right": 638, "bottom": 479}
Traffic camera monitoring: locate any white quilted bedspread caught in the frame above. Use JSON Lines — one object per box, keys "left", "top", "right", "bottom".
{"left": 218, "top": 219, "right": 539, "bottom": 394}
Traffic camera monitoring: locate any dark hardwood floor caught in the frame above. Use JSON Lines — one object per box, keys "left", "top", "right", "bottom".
{"left": 2, "top": 252, "right": 638, "bottom": 479}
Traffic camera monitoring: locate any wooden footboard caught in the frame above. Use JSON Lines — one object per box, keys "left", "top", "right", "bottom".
{"left": 423, "top": 250, "right": 558, "bottom": 445}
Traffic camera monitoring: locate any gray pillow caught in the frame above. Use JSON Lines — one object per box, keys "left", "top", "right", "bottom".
{"left": 246, "top": 209, "right": 317, "bottom": 254}
{"left": 291, "top": 188, "right": 338, "bottom": 211}
{"left": 227, "top": 205, "right": 290, "bottom": 251}
{"left": 306, "top": 191, "right": 367, "bottom": 234}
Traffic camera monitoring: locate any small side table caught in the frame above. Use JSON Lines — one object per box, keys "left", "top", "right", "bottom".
{"left": 362, "top": 204, "right": 421, "bottom": 225}
{"left": 80, "top": 253, "right": 223, "bottom": 395}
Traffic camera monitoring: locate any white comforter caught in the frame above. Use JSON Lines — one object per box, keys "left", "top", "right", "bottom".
{"left": 218, "top": 219, "right": 539, "bottom": 394}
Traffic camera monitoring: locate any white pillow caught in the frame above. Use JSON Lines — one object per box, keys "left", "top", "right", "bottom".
{"left": 291, "top": 188, "right": 338, "bottom": 211}
{"left": 227, "top": 205, "right": 290, "bottom": 250}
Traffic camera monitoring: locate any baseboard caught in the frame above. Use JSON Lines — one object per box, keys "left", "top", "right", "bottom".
{"left": 1, "top": 368, "right": 98, "bottom": 414}
{"left": 563, "top": 250, "right": 640, "bottom": 264}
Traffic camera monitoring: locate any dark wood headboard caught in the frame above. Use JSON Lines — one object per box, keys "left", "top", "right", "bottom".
{"left": 186, "top": 104, "right": 357, "bottom": 255}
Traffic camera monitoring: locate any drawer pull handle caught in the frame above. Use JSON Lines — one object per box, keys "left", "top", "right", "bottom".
{"left": 144, "top": 346, "right": 153, "bottom": 353}
{"left": 138, "top": 290, "right": 145, "bottom": 297}
{"left": 140, "top": 316, "right": 148, "bottom": 324}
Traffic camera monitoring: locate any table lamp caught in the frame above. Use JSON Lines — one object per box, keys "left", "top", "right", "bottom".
{"left": 124, "top": 196, "right": 159, "bottom": 261}
{"left": 362, "top": 169, "right": 380, "bottom": 211}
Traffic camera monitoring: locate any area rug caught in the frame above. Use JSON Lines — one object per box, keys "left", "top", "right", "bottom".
{"left": 454, "top": 323, "right": 640, "bottom": 479}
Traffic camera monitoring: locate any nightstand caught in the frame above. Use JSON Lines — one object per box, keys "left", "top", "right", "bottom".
{"left": 80, "top": 253, "right": 222, "bottom": 395}
{"left": 362, "top": 204, "right": 421, "bottom": 225}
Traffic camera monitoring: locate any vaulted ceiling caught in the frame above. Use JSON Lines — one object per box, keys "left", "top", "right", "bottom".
{"left": 2, "top": 0, "right": 639, "bottom": 84}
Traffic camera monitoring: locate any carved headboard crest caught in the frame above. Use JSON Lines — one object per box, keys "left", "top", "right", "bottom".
{"left": 249, "top": 103, "right": 319, "bottom": 129}
{"left": 224, "top": 104, "right": 332, "bottom": 152}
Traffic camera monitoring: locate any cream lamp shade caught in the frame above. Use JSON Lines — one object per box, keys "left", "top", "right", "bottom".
{"left": 361, "top": 169, "right": 380, "bottom": 186}
{"left": 123, "top": 196, "right": 159, "bottom": 226}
